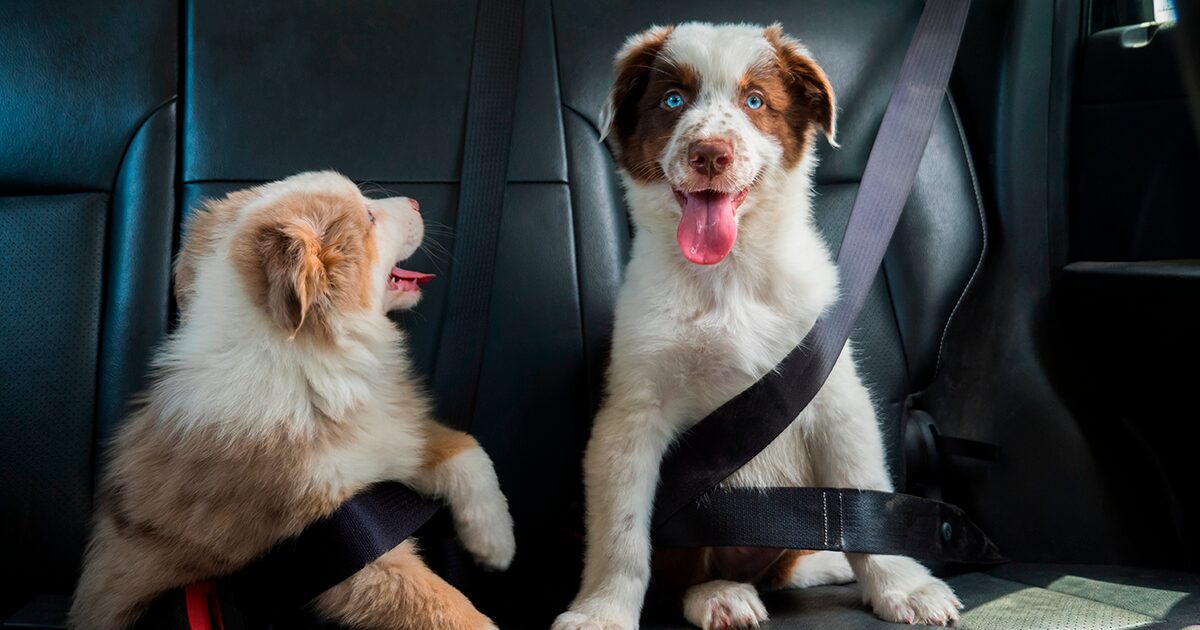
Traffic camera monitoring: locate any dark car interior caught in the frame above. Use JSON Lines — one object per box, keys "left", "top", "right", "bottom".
{"left": 3, "top": 0, "right": 1199, "bottom": 628}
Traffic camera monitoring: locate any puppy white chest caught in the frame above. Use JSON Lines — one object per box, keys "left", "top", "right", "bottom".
{"left": 652, "top": 294, "right": 806, "bottom": 416}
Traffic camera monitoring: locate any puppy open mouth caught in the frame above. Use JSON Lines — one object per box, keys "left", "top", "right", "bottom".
{"left": 388, "top": 264, "right": 435, "bottom": 293}
{"left": 672, "top": 189, "right": 748, "bottom": 265}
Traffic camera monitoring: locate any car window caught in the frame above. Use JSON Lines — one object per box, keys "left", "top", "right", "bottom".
{"left": 1091, "top": 0, "right": 1177, "bottom": 33}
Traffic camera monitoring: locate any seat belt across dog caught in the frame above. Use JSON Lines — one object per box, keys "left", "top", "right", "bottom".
{"left": 652, "top": 0, "right": 1002, "bottom": 564}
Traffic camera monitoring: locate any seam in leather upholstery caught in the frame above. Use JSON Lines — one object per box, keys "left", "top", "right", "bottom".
{"left": 550, "top": 4, "right": 596, "bottom": 420}
{"left": 547, "top": 3, "right": 570, "bottom": 184}
{"left": 563, "top": 103, "right": 602, "bottom": 138}
{"left": 880, "top": 257, "right": 915, "bottom": 384}
{"left": 107, "top": 98, "right": 179, "bottom": 197}
{"left": 0, "top": 188, "right": 108, "bottom": 197}
{"left": 561, "top": 101, "right": 616, "bottom": 416}
{"left": 171, "top": 1, "right": 188, "bottom": 333}
{"left": 932, "top": 93, "right": 989, "bottom": 378}
{"left": 92, "top": 97, "right": 178, "bottom": 500}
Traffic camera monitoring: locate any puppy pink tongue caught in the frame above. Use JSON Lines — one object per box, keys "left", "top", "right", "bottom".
{"left": 390, "top": 266, "right": 436, "bottom": 286}
{"left": 676, "top": 190, "right": 738, "bottom": 265}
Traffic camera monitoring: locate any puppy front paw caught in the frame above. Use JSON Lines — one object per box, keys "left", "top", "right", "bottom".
{"left": 551, "top": 610, "right": 632, "bottom": 630}
{"left": 455, "top": 496, "right": 515, "bottom": 570}
{"left": 683, "top": 580, "right": 768, "bottom": 630}
{"left": 451, "top": 504, "right": 513, "bottom": 566}
{"left": 434, "top": 445, "right": 516, "bottom": 570}
{"left": 871, "top": 578, "right": 962, "bottom": 626}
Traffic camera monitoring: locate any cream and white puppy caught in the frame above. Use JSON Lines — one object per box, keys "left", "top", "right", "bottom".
{"left": 70, "top": 171, "right": 514, "bottom": 630}
{"left": 554, "top": 23, "right": 962, "bottom": 629}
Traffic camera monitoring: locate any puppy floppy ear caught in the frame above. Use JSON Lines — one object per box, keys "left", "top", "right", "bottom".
{"left": 257, "top": 218, "right": 336, "bottom": 339}
{"left": 600, "top": 24, "right": 674, "bottom": 144}
{"left": 765, "top": 24, "right": 838, "bottom": 147}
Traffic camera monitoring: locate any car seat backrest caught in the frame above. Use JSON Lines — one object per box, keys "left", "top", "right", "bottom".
{"left": 1, "top": 0, "right": 987, "bottom": 620}
{"left": 0, "top": 0, "right": 177, "bottom": 600}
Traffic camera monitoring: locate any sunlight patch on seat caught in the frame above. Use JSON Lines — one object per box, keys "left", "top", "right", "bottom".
{"left": 949, "top": 573, "right": 1156, "bottom": 630}
{"left": 1044, "top": 575, "right": 1188, "bottom": 620}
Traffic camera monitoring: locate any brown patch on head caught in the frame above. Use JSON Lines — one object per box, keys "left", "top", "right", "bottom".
{"left": 603, "top": 25, "right": 698, "bottom": 183}
{"left": 750, "top": 24, "right": 836, "bottom": 168}
{"left": 231, "top": 188, "right": 377, "bottom": 344}
{"left": 174, "top": 189, "right": 259, "bottom": 316}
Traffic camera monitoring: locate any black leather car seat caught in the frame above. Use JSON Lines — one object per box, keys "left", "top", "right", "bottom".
{"left": 0, "top": 0, "right": 177, "bottom": 622}
{"left": 3, "top": 0, "right": 1199, "bottom": 628}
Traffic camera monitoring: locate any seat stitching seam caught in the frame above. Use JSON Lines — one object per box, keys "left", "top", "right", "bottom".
{"left": 837, "top": 490, "right": 844, "bottom": 547}
{"left": 551, "top": 5, "right": 601, "bottom": 421}
{"left": 92, "top": 95, "right": 178, "bottom": 495}
{"left": 931, "top": 92, "right": 989, "bottom": 378}
{"left": 880, "top": 257, "right": 915, "bottom": 388}
{"left": 562, "top": 102, "right": 601, "bottom": 137}
{"left": 822, "top": 490, "right": 829, "bottom": 548}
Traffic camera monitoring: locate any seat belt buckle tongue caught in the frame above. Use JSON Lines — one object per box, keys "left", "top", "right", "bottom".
{"left": 904, "top": 407, "right": 947, "bottom": 501}
{"left": 904, "top": 404, "right": 1001, "bottom": 502}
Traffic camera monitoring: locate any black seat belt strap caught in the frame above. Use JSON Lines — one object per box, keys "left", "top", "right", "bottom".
{"left": 655, "top": 488, "right": 1002, "bottom": 564}
{"left": 432, "top": 0, "right": 525, "bottom": 431}
{"left": 653, "top": 0, "right": 1000, "bottom": 563}
{"left": 229, "top": 0, "right": 525, "bottom": 614}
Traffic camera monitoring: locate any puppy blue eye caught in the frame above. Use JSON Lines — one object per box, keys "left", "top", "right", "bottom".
{"left": 367, "top": 209, "right": 376, "bottom": 224}
{"left": 745, "top": 94, "right": 764, "bottom": 110}
{"left": 663, "top": 92, "right": 685, "bottom": 109}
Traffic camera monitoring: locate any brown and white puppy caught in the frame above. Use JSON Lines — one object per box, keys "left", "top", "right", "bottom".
{"left": 70, "top": 171, "right": 514, "bottom": 630}
{"left": 554, "top": 24, "right": 961, "bottom": 629}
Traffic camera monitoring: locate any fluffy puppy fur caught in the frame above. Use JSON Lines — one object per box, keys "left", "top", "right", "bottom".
{"left": 70, "top": 171, "right": 514, "bottom": 630}
{"left": 553, "top": 23, "right": 961, "bottom": 629}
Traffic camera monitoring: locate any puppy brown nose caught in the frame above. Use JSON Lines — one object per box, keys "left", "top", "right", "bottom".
{"left": 688, "top": 139, "right": 734, "bottom": 177}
